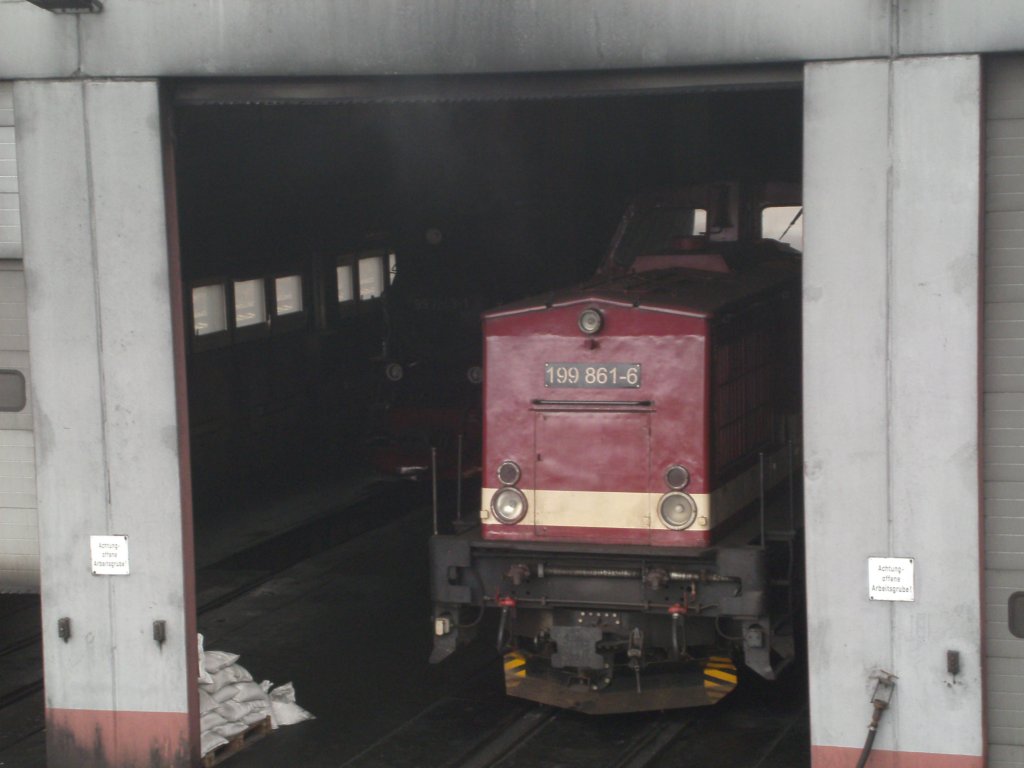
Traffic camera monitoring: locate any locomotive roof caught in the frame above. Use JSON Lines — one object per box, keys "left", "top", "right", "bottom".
{"left": 486, "top": 242, "right": 800, "bottom": 321}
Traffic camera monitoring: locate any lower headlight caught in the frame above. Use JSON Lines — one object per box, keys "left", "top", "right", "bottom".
{"left": 491, "top": 487, "right": 528, "bottom": 525}
{"left": 658, "top": 492, "right": 698, "bottom": 530}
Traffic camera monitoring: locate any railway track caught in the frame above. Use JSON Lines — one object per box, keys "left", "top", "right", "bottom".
{"left": 341, "top": 656, "right": 702, "bottom": 768}
{"left": 343, "top": 688, "right": 700, "bottom": 768}
{"left": 0, "top": 477, "right": 427, "bottom": 760}
{"left": 462, "top": 708, "right": 696, "bottom": 768}
{"left": 341, "top": 650, "right": 809, "bottom": 768}
{"left": 0, "top": 477, "right": 809, "bottom": 767}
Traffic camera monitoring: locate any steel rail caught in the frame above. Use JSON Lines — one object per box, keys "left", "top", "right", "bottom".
{"left": 607, "top": 713, "right": 696, "bottom": 768}
{"left": 455, "top": 706, "right": 559, "bottom": 768}
{"left": 463, "top": 708, "right": 695, "bottom": 768}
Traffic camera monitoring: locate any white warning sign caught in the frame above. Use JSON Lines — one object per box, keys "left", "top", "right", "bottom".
{"left": 90, "top": 534, "right": 130, "bottom": 576}
{"left": 868, "top": 557, "right": 914, "bottom": 602}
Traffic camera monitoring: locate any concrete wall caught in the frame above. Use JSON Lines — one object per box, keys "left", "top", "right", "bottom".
{"left": 2, "top": 0, "right": 1024, "bottom": 80}
{"left": 0, "top": 3, "right": 76, "bottom": 79}
{"left": 899, "top": 3, "right": 1024, "bottom": 56}
{"left": 15, "top": 79, "right": 195, "bottom": 766}
{"left": 803, "top": 56, "right": 983, "bottom": 766}
{"left": 0, "top": 0, "right": 882, "bottom": 78}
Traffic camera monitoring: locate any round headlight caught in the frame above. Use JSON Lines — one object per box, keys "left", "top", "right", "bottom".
{"left": 385, "top": 362, "right": 404, "bottom": 382}
{"left": 578, "top": 308, "right": 603, "bottom": 335}
{"left": 497, "top": 460, "right": 521, "bottom": 486}
{"left": 467, "top": 365, "right": 483, "bottom": 385}
{"left": 658, "top": 492, "right": 697, "bottom": 530}
{"left": 491, "top": 487, "right": 528, "bottom": 525}
{"left": 665, "top": 464, "right": 690, "bottom": 490}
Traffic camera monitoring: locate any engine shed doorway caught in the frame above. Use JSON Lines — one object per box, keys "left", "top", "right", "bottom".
{"left": 166, "top": 66, "right": 807, "bottom": 764}
{"left": 170, "top": 67, "right": 803, "bottom": 518}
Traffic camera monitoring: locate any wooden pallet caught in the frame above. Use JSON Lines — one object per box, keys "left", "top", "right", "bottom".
{"left": 202, "top": 716, "right": 272, "bottom": 767}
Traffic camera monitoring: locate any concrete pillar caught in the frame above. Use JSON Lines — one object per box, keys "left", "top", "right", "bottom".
{"left": 14, "top": 80, "right": 196, "bottom": 767}
{"left": 803, "top": 56, "right": 982, "bottom": 766}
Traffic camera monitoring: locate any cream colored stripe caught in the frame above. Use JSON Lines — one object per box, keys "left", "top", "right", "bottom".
{"left": 480, "top": 487, "right": 708, "bottom": 530}
{"left": 479, "top": 444, "right": 793, "bottom": 529}
{"left": 535, "top": 489, "right": 655, "bottom": 530}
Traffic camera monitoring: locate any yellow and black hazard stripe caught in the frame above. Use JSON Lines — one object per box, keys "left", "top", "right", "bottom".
{"left": 702, "top": 656, "right": 738, "bottom": 703}
{"left": 504, "top": 651, "right": 528, "bottom": 689}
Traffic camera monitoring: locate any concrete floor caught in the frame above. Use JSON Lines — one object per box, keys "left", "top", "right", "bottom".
{"left": 198, "top": 508, "right": 500, "bottom": 766}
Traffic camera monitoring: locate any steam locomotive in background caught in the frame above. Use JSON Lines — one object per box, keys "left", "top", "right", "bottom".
{"left": 364, "top": 226, "right": 488, "bottom": 480}
{"left": 429, "top": 183, "right": 802, "bottom": 713}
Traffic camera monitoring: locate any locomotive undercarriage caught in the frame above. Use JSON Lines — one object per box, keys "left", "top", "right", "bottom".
{"left": 429, "top": 529, "right": 799, "bottom": 713}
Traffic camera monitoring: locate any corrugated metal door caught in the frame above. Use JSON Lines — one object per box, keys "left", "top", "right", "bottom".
{"left": 0, "top": 82, "right": 38, "bottom": 593}
{"left": 986, "top": 57, "right": 1024, "bottom": 768}
{"left": 0, "top": 84, "right": 18, "bottom": 259}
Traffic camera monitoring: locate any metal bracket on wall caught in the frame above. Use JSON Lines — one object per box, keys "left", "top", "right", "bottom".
{"left": 153, "top": 620, "right": 167, "bottom": 647}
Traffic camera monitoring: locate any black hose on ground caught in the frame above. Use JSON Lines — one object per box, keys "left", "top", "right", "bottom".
{"left": 855, "top": 711, "right": 880, "bottom": 768}
{"left": 856, "top": 673, "right": 896, "bottom": 768}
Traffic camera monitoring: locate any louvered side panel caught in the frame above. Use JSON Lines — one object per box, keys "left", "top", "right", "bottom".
{"left": 0, "top": 84, "right": 19, "bottom": 260}
{"left": 0, "top": 89, "right": 35, "bottom": 591}
{"left": 986, "top": 56, "right": 1024, "bottom": 754}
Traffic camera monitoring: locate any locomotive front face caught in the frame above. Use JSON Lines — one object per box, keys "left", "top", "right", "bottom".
{"left": 430, "top": 187, "right": 802, "bottom": 714}
{"left": 481, "top": 300, "right": 714, "bottom": 546}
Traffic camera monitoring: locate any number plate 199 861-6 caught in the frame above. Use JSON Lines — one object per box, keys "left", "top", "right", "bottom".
{"left": 544, "top": 362, "right": 641, "bottom": 388}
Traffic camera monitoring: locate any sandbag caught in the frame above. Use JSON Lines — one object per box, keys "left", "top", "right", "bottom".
{"left": 197, "top": 635, "right": 213, "bottom": 686}
{"left": 200, "top": 710, "right": 228, "bottom": 732}
{"left": 200, "top": 731, "right": 227, "bottom": 757}
{"left": 231, "top": 681, "right": 270, "bottom": 703}
{"left": 208, "top": 682, "right": 241, "bottom": 703}
{"left": 209, "top": 663, "right": 253, "bottom": 688}
{"left": 203, "top": 650, "right": 240, "bottom": 674}
{"left": 268, "top": 682, "right": 315, "bottom": 728}
{"left": 243, "top": 709, "right": 271, "bottom": 726}
{"left": 195, "top": 634, "right": 313, "bottom": 755}
{"left": 216, "top": 698, "right": 267, "bottom": 722}
{"left": 198, "top": 688, "right": 217, "bottom": 715}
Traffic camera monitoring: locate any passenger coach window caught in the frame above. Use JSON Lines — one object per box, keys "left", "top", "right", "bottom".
{"left": 275, "top": 275, "right": 303, "bottom": 315}
{"left": 761, "top": 206, "right": 803, "bottom": 250}
{"left": 336, "top": 249, "right": 394, "bottom": 306}
{"left": 358, "top": 255, "right": 385, "bottom": 299}
{"left": 336, "top": 265, "right": 354, "bottom": 303}
{"left": 234, "top": 278, "right": 266, "bottom": 328}
{"left": 192, "top": 283, "right": 227, "bottom": 336}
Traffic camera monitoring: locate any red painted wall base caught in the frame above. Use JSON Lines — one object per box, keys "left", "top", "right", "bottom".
{"left": 46, "top": 707, "right": 192, "bottom": 768}
{"left": 812, "top": 745, "right": 983, "bottom": 767}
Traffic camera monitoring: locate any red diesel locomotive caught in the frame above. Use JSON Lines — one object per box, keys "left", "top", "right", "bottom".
{"left": 430, "top": 183, "right": 802, "bottom": 713}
